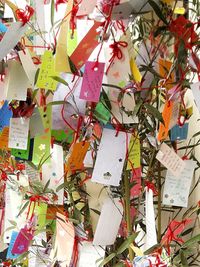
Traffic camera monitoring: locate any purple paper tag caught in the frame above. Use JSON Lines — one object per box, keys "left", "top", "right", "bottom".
{"left": 79, "top": 61, "right": 105, "bottom": 102}
{"left": 11, "top": 228, "right": 33, "bottom": 254}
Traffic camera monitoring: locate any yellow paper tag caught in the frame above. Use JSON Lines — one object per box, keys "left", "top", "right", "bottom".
{"left": 55, "top": 0, "right": 74, "bottom": 72}
{"left": 36, "top": 50, "right": 58, "bottom": 91}
{"left": 130, "top": 244, "right": 144, "bottom": 256}
{"left": 127, "top": 133, "right": 141, "bottom": 170}
{"left": 130, "top": 57, "right": 142, "bottom": 83}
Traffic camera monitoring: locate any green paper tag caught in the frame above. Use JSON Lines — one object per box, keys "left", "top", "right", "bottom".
{"left": 95, "top": 102, "right": 111, "bottom": 124}
{"left": 32, "top": 133, "right": 51, "bottom": 166}
{"left": 67, "top": 29, "right": 77, "bottom": 56}
{"left": 51, "top": 129, "right": 74, "bottom": 143}
{"left": 11, "top": 136, "right": 30, "bottom": 160}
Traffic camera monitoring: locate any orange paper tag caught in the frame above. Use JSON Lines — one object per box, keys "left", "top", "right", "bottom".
{"left": 0, "top": 127, "right": 10, "bottom": 150}
{"left": 159, "top": 59, "right": 175, "bottom": 90}
{"left": 67, "top": 141, "right": 90, "bottom": 170}
{"left": 158, "top": 100, "right": 173, "bottom": 141}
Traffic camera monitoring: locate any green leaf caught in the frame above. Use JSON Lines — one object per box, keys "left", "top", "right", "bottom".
{"left": 51, "top": 0, "right": 55, "bottom": 27}
{"left": 17, "top": 201, "right": 29, "bottom": 217}
{"left": 34, "top": 68, "right": 40, "bottom": 86}
{"left": 8, "top": 220, "right": 17, "bottom": 226}
{"left": 102, "top": 88, "right": 112, "bottom": 110}
{"left": 180, "top": 250, "right": 189, "bottom": 267}
{"left": 56, "top": 181, "right": 70, "bottom": 192}
{"left": 99, "top": 252, "right": 116, "bottom": 267}
{"left": 148, "top": 0, "right": 168, "bottom": 25}
{"left": 116, "top": 233, "right": 138, "bottom": 254}
{"left": 47, "top": 100, "right": 69, "bottom": 106}
{"left": 43, "top": 179, "right": 50, "bottom": 193}
{"left": 51, "top": 76, "right": 69, "bottom": 87}
{"left": 144, "top": 103, "right": 164, "bottom": 123}
{"left": 113, "top": 263, "right": 126, "bottom": 267}
{"left": 90, "top": 208, "right": 101, "bottom": 216}
{"left": 182, "top": 234, "right": 200, "bottom": 248}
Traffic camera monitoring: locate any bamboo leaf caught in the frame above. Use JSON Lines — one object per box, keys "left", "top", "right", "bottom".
{"left": 180, "top": 250, "right": 189, "bottom": 267}
{"left": 182, "top": 234, "right": 200, "bottom": 248}
{"left": 51, "top": 75, "right": 69, "bottom": 87}
{"left": 148, "top": 0, "right": 168, "bottom": 25}
{"left": 99, "top": 253, "right": 116, "bottom": 267}
{"left": 116, "top": 233, "right": 138, "bottom": 255}
{"left": 144, "top": 103, "right": 164, "bottom": 123}
{"left": 17, "top": 201, "right": 29, "bottom": 217}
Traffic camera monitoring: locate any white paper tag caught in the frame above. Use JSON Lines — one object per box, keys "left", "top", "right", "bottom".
{"left": 0, "top": 22, "right": 28, "bottom": 61}
{"left": 144, "top": 188, "right": 157, "bottom": 251}
{"left": 93, "top": 197, "right": 123, "bottom": 246}
{"left": 4, "top": 174, "right": 29, "bottom": 243}
{"left": 5, "top": 60, "right": 30, "bottom": 101}
{"left": 77, "top": 241, "right": 105, "bottom": 267}
{"left": 91, "top": 128, "right": 130, "bottom": 186}
{"left": 77, "top": 0, "right": 96, "bottom": 16}
{"left": 52, "top": 74, "right": 85, "bottom": 130}
{"left": 18, "top": 49, "right": 37, "bottom": 87}
{"left": 42, "top": 144, "right": 64, "bottom": 205}
{"left": 156, "top": 143, "right": 185, "bottom": 176}
{"left": 163, "top": 160, "right": 196, "bottom": 207}
{"left": 8, "top": 117, "right": 30, "bottom": 150}
{"left": 191, "top": 82, "right": 200, "bottom": 111}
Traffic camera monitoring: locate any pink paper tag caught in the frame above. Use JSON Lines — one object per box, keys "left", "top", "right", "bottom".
{"left": 130, "top": 167, "right": 142, "bottom": 197}
{"left": 79, "top": 61, "right": 105, "bottom": 102}
{"left": 12, "top": 228, "right": 33, "bottom": 254}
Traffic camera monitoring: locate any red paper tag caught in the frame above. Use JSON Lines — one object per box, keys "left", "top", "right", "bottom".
{"left": 130, "top": 167, "right": 142, "bottom": 197}
{"left": 11, "top": 228, "right": 33, "bottom": 254}
{"left": 70, "top": 22, "right": 102, "bottom": 69}
{"left": 79, "top": 61, "right": 105, "bottom": 102}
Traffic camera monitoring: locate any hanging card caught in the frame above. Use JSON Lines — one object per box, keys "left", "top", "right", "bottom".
{"left": 50, "top": 213, "right": 75, "bottom": 267}
{"left": 77, "top": 241, "right": 105, "bottom": 267}
{"left": 12, "top": 228, "right": 33, "bottom": 254}
{"left": 8, "top": 117, "right": 30, "bottom": 150}
{"left": 25, "top": 162, "right": 40, "bottom": 183}
{"left": 158, "top": 100, "right": 173, "bottom": 141}
{"left": 29, "top": 108, "right": 46, "bottom": 138}
{"left": 55, "top": 0, "right": 73, "bottom": 73}
{"left": 52, "top": 74, "right": 85, "bottom": 130}
{"left": 0, "top": 101, "right": 12, "bottom": 131}
{"left": 38, "top": 106, "right": 52, "bottom": 133}
{"left": 70, "top": 21, "right": 102, "bottom": 69}
{"left": 0, "top": 126, "right": 10, "bottom": 150}
{"left": 77, "top": 0, "right": 96, "bottom": 16}
{"left": 67, "top": 29, "right": 78, "bottom": 56}
{"left": 79, "top": 61, "right": 105, "bottom": 102}
{"left": 156, "top": 143, "right": 185, "bottom": 176}
{"left": 95, "top": 101, "right": 111, "bottom": 124}
{"left": 159, "top": 59, "right": 175, "bottom": 90}
{"left": 11, "top": 136, "right": 31, "bottom": 160}
{"left": 169, "top": 100, "right": 180, "bottom": 129}
{"left": 0, "top": 22, "right": 28, "bottom": 61}
{"left": 42, "top": 144, "right": 64, "bottom": 205}
{"left": 5, "top": 60, "right": 30, "bottom": 101}
{"left": 67, "top": 141, "right": 90, "bottom": 171}
{"left": 36, "top": 50, "right": 58, "bottom": 91}
{"left": 130, "top": 167, "right": 142, "bottom": 197}
{"left": 91, "top": 128, "right": 130, "bottom": 186}
{"left": 93, "top": 197, "right": 123, "bottom": 246}
{"left": 4, "top": 174, "right": 29, "bottom": 243}
{"left": 191, "top": 82, "right": 200, "bottom": 111}
{"left": 127, "top": 133, "right": 141, "bottom": 170}
{"left": 130, "top": 57, "right": 142, "bottom": 83}
{"left": 18, "top": 49, "right": 37, "bottom": 87}
{"left": 6, "top": 231, "right": 19, "bottom": 259}
{"left": 170, "top": 123, "right": 189, "bottom": 141}
{"left": 144, "top": 188, "right": 157, "bottom": 251}
{"left": 32, "top": 133, "right": 51, "bottom": 166}
{"left": 163, "top": 160, "right": 196, "bottom": 207}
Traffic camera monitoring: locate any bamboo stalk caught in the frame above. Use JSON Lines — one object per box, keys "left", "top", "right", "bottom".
{"left": 157, "top": 162, "right": 162, "bottom": 242}
{"left": 124, "top": 170, "right": 134, "bottom": 262}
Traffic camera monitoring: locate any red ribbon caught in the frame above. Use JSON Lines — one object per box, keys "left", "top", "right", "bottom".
{"left": 106, "top": 40, "right": 128, "bottom": 75}
{"left": 15, "top": 5, "right": 35, "bottom": 26}
{"left": 55, "top": 0, "right": 67, "bottom": 11}
{"left": 26, "top": 194, "right": 49, "bottom": 220}
{"left": 145, "top": 181, "right": 158, "bottom": 196}
{"left": 70, "top": 1, "right": 79, "bottom": 38}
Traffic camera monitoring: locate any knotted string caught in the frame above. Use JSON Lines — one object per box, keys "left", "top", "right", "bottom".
{"left": 106, "top": 40, "right": 128, "bottom": 75}
{"left": 15, "top": 5, "right": 34, "bottom": 26}
{"left": 145, "top": 181, "right": 158, "bottom": 196}
{"left": 26, "top": 194, "right": 49, "bottom": 220}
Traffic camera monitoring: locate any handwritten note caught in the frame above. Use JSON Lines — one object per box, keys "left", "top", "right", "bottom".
{"left": 0, "top": 22, "right": 28, "bottom": 61}
{"left": 12, "top": 228, "right": 33, "bottom": 254}
{"left": 156, "top": 143, "right": 185, "bottom": 176}
{"left": 127, "top": 133, "right": 141, "bottom": 170}
{"left": 163, "top": 160, "right": 196, "bottom": 207}
{"left": 93, "top": 197, "right": 123, "bottom": 246}
{"left": 80, "top": 61, "right": 105, "bottom": 102}
{"left": 91, "top": 128, "right": 130, "bottom": 186}
{"left": 8, "top": 118, "right": 30, "bottom": 150}
{"left": 36, "top": 50, "right": 58, "bottom": 91}
{"left": 67, "top": 141, "right": 90, "bottom": 171}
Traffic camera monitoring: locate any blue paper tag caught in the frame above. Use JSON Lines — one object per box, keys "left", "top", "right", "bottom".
{"left": 170, "top": 123, "right": 189, "bottom": 141}
{"left": 6, "top": 231, "right": 19, "bottom": 260}
{"left": 0, "top": 22, "right": 7, "bottom": 33}
{"left": 0, "top": 101, "right": 13, "bottom": 131}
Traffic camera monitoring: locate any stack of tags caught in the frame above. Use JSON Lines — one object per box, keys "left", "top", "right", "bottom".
{"left": 0, "top": 0, "right": 199, "bottom": 266}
